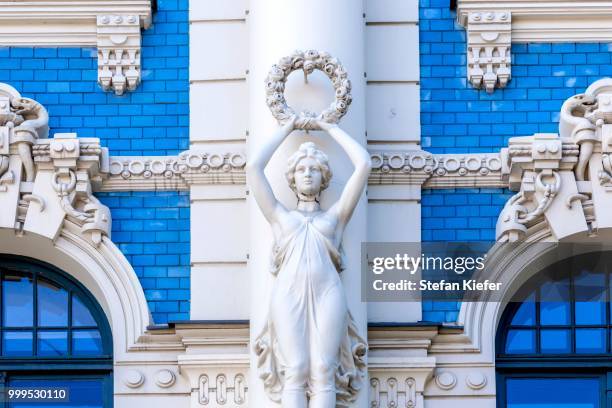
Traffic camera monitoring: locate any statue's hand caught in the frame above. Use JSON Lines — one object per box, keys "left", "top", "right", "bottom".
{"left": 315, "top": 119, "right": 337, "bottom": 132}
{"left": 283, "top": 115, "right": 297, "bottom": 132}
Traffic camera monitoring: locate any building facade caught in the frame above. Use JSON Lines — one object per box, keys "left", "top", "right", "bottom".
{"left": 0, "top": 0, "right": 611, "bottom": 407}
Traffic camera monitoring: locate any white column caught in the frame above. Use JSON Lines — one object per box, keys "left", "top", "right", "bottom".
{"left": 248, "top": 1, "right": 368, "bottom": 406}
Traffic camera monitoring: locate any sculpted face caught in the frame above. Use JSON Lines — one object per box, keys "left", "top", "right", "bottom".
{"left": 294, "top": 156, "right": 323, "bottom": 197}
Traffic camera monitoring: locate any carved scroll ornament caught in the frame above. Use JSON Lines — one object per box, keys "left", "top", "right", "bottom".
{"left": 495, "top": 79, "right": 612, "bottom": 242}
{"left": 0, "top": 83, "right": 111, "bottom": 246}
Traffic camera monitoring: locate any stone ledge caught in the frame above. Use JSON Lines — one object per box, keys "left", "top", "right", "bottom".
{"left": 99, "top": 151, "right": 505, "bottom": 191}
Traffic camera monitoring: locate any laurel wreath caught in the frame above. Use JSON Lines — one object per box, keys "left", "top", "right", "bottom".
{"left": 265, "top": 50, "right": 352, "bottom": 130}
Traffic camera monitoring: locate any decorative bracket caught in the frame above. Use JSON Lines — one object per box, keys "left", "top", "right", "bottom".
{"left": 97, "top": 15, "right": 143, "bottom": 95}
{"left": 46, "top": 134, "right": 110, "bottom": 246}
{"left": 466, "top": 11, "right": 512, "bottom": 93}
{"left": 496, "top": 133, "right": 581, "bottom": 242}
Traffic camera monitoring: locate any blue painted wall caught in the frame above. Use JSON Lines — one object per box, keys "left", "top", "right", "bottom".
{"left": 419, "top": 0, "right": 612, "bottom": 322}
{"left": 98, "top": 192, "right": 190, "bottom": 324}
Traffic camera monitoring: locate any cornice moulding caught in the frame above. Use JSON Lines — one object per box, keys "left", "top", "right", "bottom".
{"left": 99, "top": 151, "right": 247, "bottom": 191}
{"left": 98, "top": 151, "right": 506, "bottom": 191}
{"left": 369, "top": 151, "right": 505, "bottom": 189}
{"left": 457, "top": 0, "right": 612, "bottom": 42}
{"left": 0, "top": 1, "right": 151, "bottom": 46}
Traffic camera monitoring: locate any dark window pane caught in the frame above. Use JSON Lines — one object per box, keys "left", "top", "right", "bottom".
{"left": 574, "top": 268, "right": 605, "bottom": 302}
{"left": 576, "top": 302, "right": 606, "bottom": 325}
{"left": 37, "top": 331, "right": 67, "bottom": 357}
{"left": 540, "top": 329, "right": 571, "bottom": 354}
{"left": 540, "top": 278, "right": 571, "bottom": 326}
{"left": 540, "top": 301, "right": 571, "bottom": 325}
{"left": 576, "top": 328, "right": 606, "bottom": 354}
{"left": 72, "top": 295, "right": 96, "bottom": 327}
{"left": 8, "top": 378, "right": 103, "bottom": 408}
{"left": 72, "top": 330, "right": 102, "bottom": 356}
{"left": 507, "top": 378, "right": 600, "bottom": 408}
{"left": 575, "top": 269, "right": 606, "bottom": 325}
{"left": 3, "top": 331, "right": 32, "bottom": 356}
{"left": 510, "top": 296, "right": 536, "bottom": 326}
{"left": 37, "top": 278, "right": 68, "bottom": 327}
{"left": 3, "top": 274, "right": 33, "bottom": 327}
{"left": 505, "top": 329, "right": 535, "bottom": 354}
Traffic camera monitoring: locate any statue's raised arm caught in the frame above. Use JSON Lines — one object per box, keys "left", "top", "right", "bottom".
{"left": 316, "top": 120, "right": 371, "bottom": 232}
{"left": 245, "top": 116, "right": 296, "bottom": 225}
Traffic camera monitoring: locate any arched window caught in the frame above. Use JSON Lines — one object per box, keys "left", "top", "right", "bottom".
{"left": 496, "top": 252, "right": 612, "bottom": 408}
{"left": 0, "top": 256, "right": 112, "bottom": 407}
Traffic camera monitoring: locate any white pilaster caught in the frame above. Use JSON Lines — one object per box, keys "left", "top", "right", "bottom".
{"left": 188, "top": 1, "right": 250, "bottom": 322}
{"left": 247, "top": 1, "right": 368, "bottom": 406}
{"left": 364, "top": 0, "right": 423, "bottom": 323}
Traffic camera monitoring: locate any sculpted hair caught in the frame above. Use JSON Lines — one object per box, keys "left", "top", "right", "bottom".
{"left": 286, "top": 142, "right": 332, "bottom": 194}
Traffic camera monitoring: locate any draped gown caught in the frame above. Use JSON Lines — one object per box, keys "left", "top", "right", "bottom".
{"left": 254, "top": 210, "right": 367, "bottom": 406}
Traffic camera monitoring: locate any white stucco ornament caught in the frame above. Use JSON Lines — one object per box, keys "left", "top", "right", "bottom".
{"left": 124, "top": 370, "right": 145, "bottom": 388}
{"left": 155, "top": 369, "right": 176, "bottom": 388}
{"left": 249, "top": 60, "right": 369, "bottom": 406}
{"left": 496, "top": 79, "right": 612, "bottom": 242}
{"left": 265, "top": 50, "right": 352, "bottom": 130}
{"left": 466, "top": 372, "right": 487, "bottom": 390}
{"left": 435, "top": 372, "right": 457, "bottom": 390}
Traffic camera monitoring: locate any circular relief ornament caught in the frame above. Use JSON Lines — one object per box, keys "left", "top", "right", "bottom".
{"left": 265, "top": 50, "right": 352, "bottom": 130}
{"left": 435, "top": 372, "right": 457, "bottom": 390}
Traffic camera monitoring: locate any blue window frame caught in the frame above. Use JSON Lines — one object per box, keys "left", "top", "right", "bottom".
{"left": 0, "top": 256, "right": 113, "bottom": 408}
{"left": 496, "top": 252, "right": 612, "bottom": 408}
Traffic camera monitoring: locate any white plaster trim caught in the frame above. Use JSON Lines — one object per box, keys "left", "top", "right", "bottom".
{"left": 369, "top": 151, "right": 505, "bottom": 189}
{"left": 100, "top": 151, "right": 247, "bottom": 191}
{"left": 456, "top": 224, "right": 556, "bottom": 365}
{"left": 98, "top": 151, "right": 505, "bottom": 191}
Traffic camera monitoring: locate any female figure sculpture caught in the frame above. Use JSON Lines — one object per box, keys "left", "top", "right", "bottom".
{"left": 248, "top": 116, "right": 370, "bottom": 407}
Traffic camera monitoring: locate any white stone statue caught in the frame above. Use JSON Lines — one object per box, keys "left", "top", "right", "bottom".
{"left": 248, "top": 116, "right": 369, "bottom": 407}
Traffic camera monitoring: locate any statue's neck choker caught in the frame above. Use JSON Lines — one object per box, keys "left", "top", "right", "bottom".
{"left": 297, "top": 192, "right": 318, "bottom": 202}
{"left": 297, "top": 193, "right": 320, "bottom": 212}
